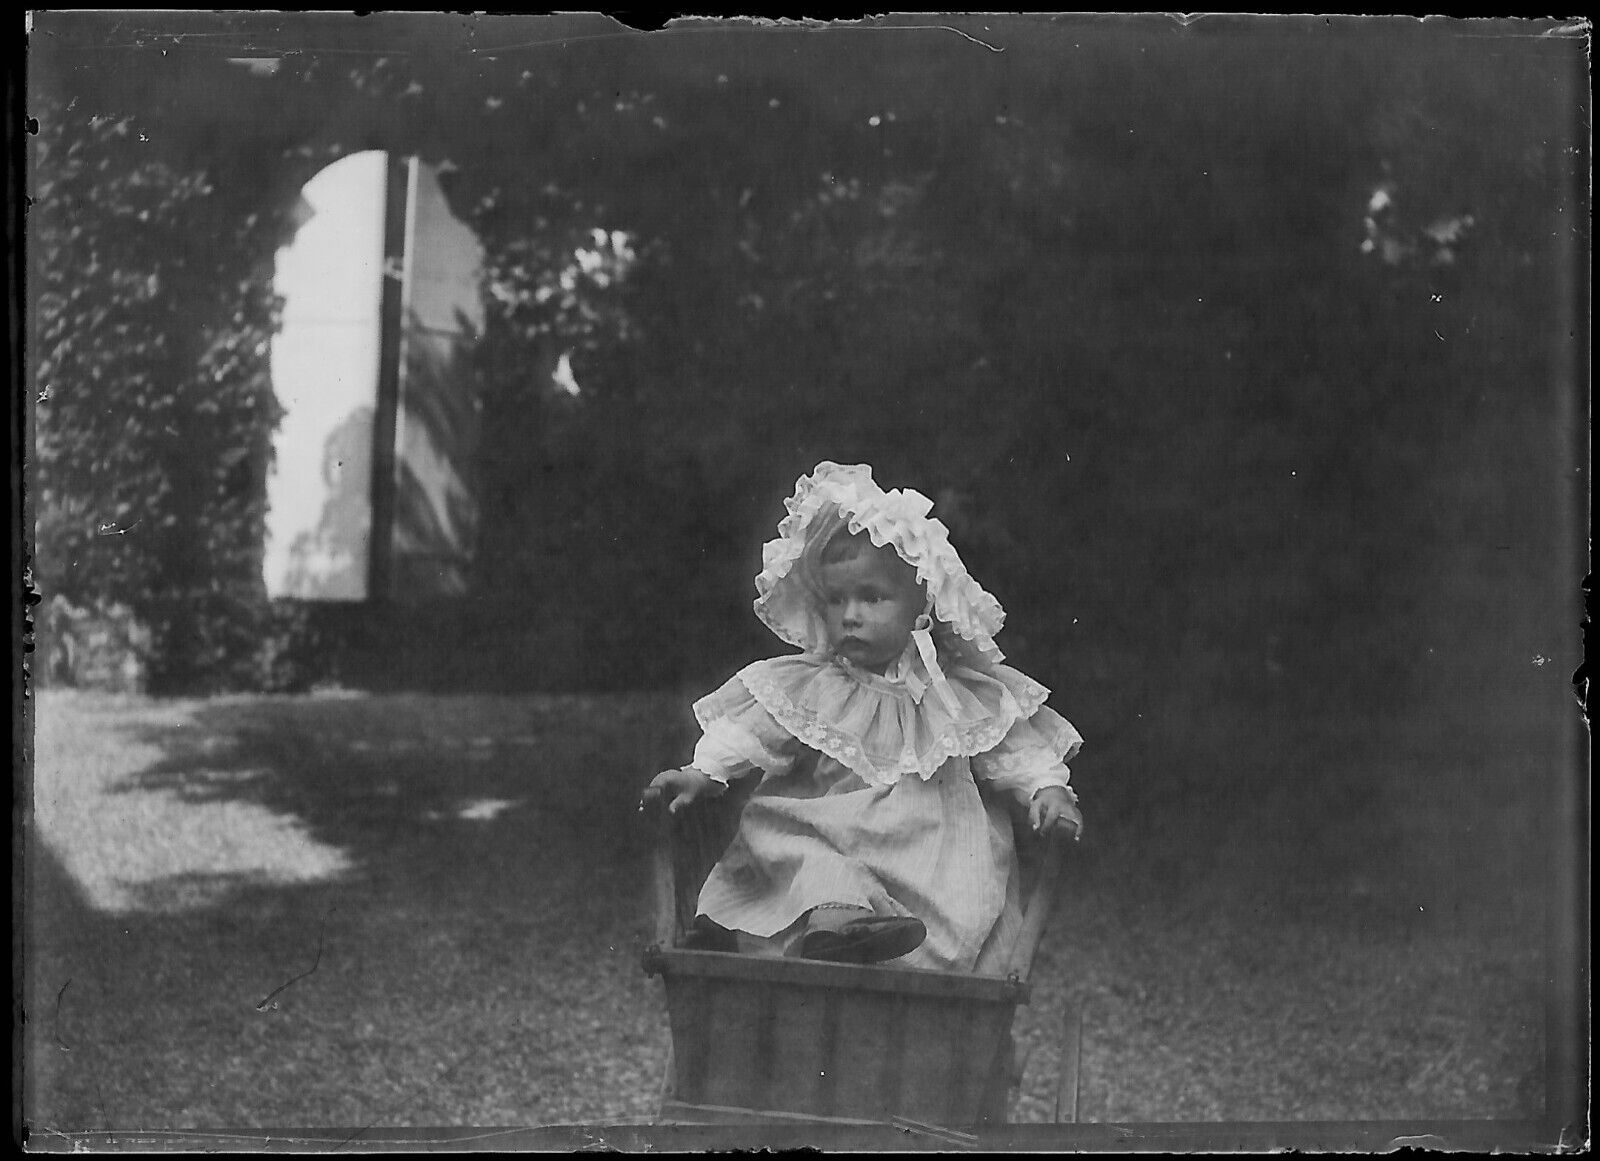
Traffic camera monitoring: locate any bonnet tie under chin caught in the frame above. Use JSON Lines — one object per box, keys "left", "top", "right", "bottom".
{"left": 910, "top": 608, "right": 963, "bottom": 717}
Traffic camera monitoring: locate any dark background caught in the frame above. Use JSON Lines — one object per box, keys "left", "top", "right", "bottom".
{"left": 28, "top": 14, "right": 1584, "bottom": 733}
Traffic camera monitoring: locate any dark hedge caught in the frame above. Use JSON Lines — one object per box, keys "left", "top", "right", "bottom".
{"left": 30, "top": 80, "right": 308, "bottom": 692}
{"left": 28, "top": 17, "right": 1583, "bottom": 716}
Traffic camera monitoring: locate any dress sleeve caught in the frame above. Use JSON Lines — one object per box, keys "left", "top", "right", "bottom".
{"left": 969, "top": 703, "right": 1084, "bottom": 806}
{"left": 690, "top": 672, "right": 803, "bottom": 784}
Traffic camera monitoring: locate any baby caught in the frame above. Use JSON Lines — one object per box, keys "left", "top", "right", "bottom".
{"left": 643, "top": 462, "right": 1083, "bottom": 972}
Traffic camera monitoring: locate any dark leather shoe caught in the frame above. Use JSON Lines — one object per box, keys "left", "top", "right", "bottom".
{"left": 794, "top": 916, "right": 926, "bottom": 964}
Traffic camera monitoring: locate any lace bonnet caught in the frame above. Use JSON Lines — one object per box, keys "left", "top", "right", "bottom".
{"left": 754, "top": 462, "right": 1007, "bottom": 672}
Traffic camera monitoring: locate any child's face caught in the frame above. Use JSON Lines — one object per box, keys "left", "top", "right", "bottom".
{"left": 818, "top": 547, "right": 925, "bottom": 674}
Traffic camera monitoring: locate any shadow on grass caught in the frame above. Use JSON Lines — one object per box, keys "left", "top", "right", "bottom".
{"left": 27, "top": 692, "right": 703, "bottom": 1130}
{"left": 86, "top": 672, "right": 1561, "bottom": 954}
{"left": 24, "top": 669, "right": 1565, "bottom": 1127}
{"left": 105, "top": 693, "right": 697, "bottom": 920}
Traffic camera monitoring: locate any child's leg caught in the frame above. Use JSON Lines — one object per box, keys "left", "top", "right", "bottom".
{"left": 718, "top": 906, "right": 927, "bottom": 963}
{"left": 682, "top": 914, "right": 738, "bottom": 952}
{"left": 735, "top": 919, "right": 802, "bottom": 957}
{"left": 726, "top": 909, "right": 869, "bottom": 957}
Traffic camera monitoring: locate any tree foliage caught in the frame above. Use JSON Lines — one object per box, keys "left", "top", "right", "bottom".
{"left": 29, "top": 17, "right": 1582, "bottom": 713}
{"left": 30, "top": 63, "right": 306, "bottom": 691}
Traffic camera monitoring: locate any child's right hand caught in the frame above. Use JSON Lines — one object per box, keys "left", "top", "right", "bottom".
{"left": 640, "top": 767, "right": 720, "bottom": 815}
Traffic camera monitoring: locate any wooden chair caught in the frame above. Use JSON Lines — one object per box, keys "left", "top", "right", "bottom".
{"left": 642, "top": 780, "right": 1082, "bottom": 1128}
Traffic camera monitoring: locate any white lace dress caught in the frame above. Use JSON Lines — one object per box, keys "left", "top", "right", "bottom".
{"left": 689, "top": 650, "right": 1082, "bottom": 974}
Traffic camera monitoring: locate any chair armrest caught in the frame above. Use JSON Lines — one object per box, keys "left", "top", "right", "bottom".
{"left": 1005, "top": 830, "right": 1073, "bottom": 982}
{"left": 652, "top": 807, "right": 680, "bottom": 949}
{"left": 648, "top": 776, "right": 758, "bottom": 952}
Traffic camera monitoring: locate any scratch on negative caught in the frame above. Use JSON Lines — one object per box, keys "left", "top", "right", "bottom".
{"left": 256, "top": 911, "right": 332, "bottom": 1011}
{"left": 895, "top": 24, "right": 1004, "bottom": 52}
{"left": 475, "top": 23, "right": 1005, "bottom": 54}
{"left": 54, "top": 979, "right": 72, "bottom": 1051}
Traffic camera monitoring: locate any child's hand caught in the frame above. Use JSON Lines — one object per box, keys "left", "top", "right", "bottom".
{"left": 640, "top": 767, "right": 719, "bottom": 815}
{"left": 1029, "top": 787, "right": 1083, "bottom": 840}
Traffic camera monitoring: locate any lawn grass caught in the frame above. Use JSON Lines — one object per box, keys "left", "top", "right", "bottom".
{"left": 21, "top": 674, "right": 1561, "bottom": 1131}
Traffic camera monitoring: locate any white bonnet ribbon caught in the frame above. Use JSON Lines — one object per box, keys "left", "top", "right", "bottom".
{"left": 898, "top": 652, "right": 927, "bottom": 703}
{"left": 911, "top": 608, "right": 963, "bottom": 716}
{"left": 857, "top": 487, "right": 956, "bottom": 712}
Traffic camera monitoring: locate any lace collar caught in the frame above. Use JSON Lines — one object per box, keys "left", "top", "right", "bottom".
{"left": 731, "top": 651, "right": 1051, "bottom": 787}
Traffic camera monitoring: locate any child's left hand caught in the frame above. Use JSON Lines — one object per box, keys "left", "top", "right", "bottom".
{"left": 1029, "top": 787, "right": 1083, "bottom": 840}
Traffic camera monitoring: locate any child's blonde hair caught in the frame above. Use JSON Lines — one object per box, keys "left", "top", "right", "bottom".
{"left": 812, "top": 520, "right": 926, "bottom": 598}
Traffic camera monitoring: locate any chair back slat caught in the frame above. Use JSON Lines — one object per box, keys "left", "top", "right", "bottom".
{"left": 661, "top": 778, "right": 757, "bottom": 943}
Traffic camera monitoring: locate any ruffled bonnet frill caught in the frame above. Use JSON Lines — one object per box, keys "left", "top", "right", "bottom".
{"left": 694, "top": 462, "right": 1082, "bottom": 788}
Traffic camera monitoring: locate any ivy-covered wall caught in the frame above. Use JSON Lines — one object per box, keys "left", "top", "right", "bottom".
{"left": 31, "top": 81, "right": 303, "bottom": 691}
